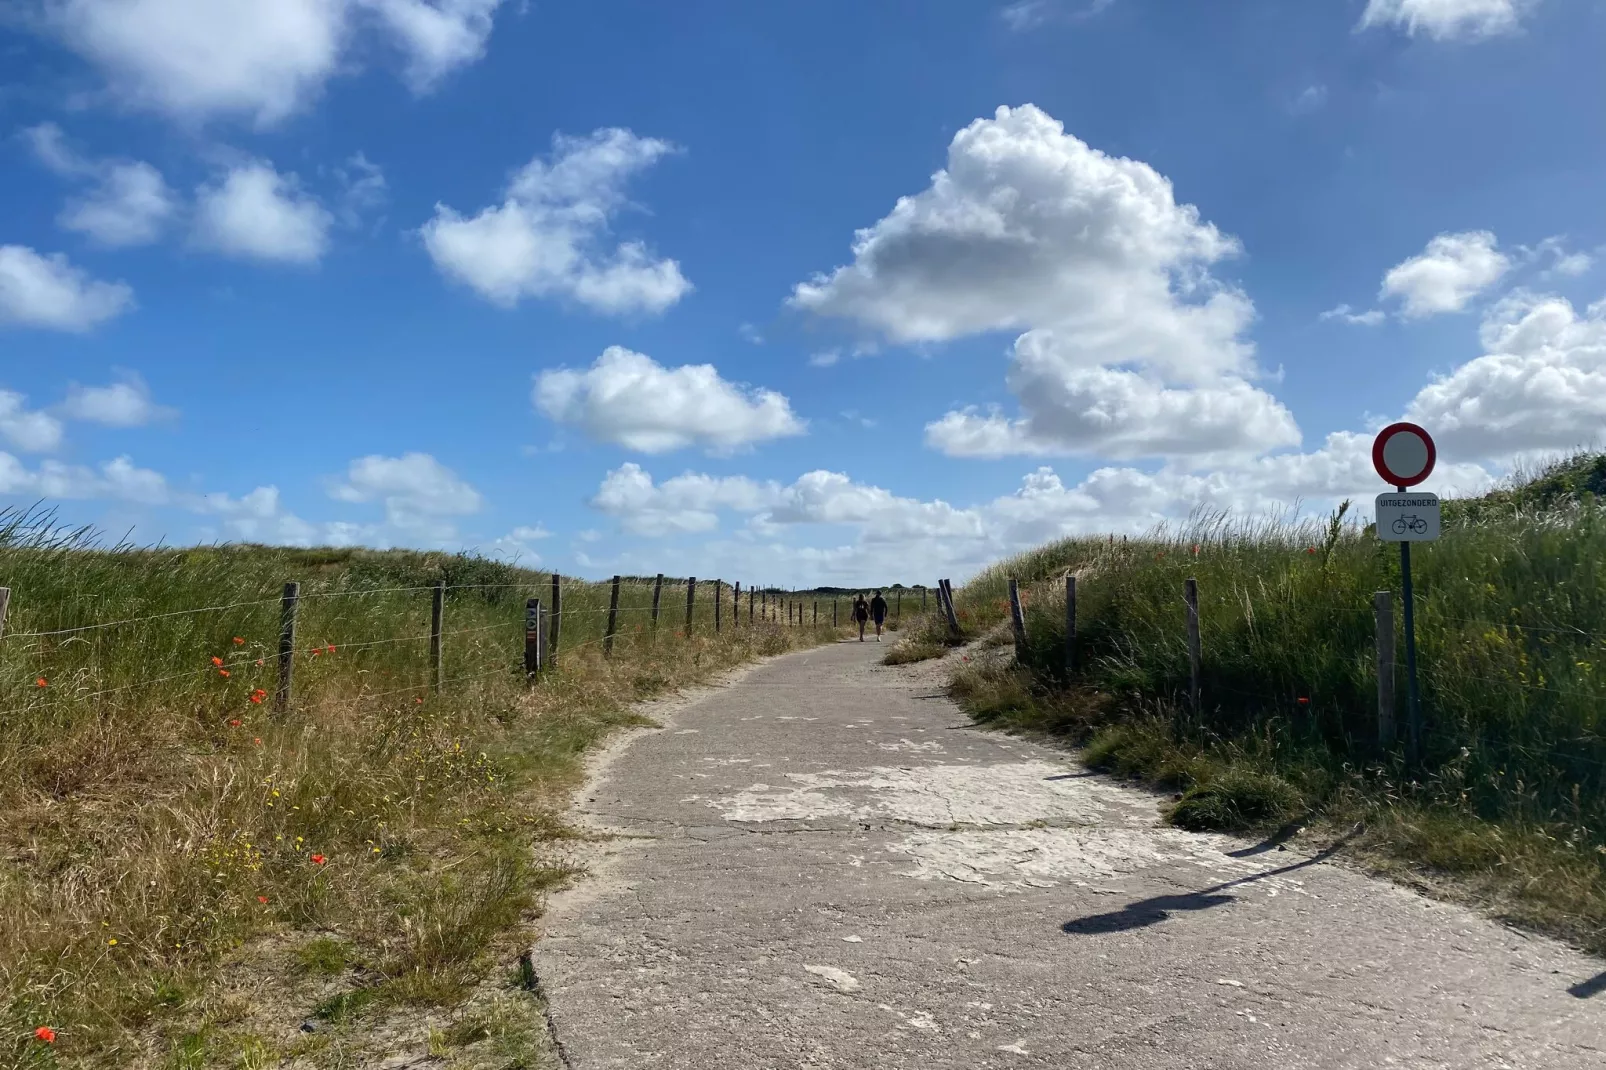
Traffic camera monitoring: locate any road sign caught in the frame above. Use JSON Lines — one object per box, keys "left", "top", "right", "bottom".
{"left": 1372, "top": 422, "right": 1436, "bottom": 488}
{"left": 1375, "top": 492, "right": 1441, "bottom": 542}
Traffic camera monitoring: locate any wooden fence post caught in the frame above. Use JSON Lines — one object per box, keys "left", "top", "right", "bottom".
{"left": 732, "top": 581, "right": 740, "bottom": 627}
{"left": 1184, "top": 577, "right": 1201, "bottom": 718}
{"left": 1064, "top": 575, "right": 1077, "bottom": 675}
{"left": 714, "top": 580, "right": 722, "bottom": 634}
{"left": 525, "top": 598, "right": 542, "bottom": 681}
{"left": 1375, "top": 591, "right": 1396, "bottom": 748}
{"left": 833, "top": 600, "right": 838, "bottom": 627}
{"left": 275, "top": 581, "right": 299, "bottom": 713}
{"left": 895, "top": 589, "right": 901, "bottom": 623}
{"left": 549, "top": 573, "right": 562, "bottom": 667}
{"left": 430, "top": 580, "right": 445, "bottom": 693}
{"left": 604, "top": 575, "right": 621, "bottom": 657}
{"left": 685, "top": 577, "right": 697, "bottom": 633}
{"left": 1008, "top": 579, "right": 1028, "bottom": 661}
{"left": 813, "top": 601, "right": 818, "bottom": 626}
{"left": 939, "top": 579, "right": 961, "bottom": 638}
{"left": 749, "top": 586, "right": 755, "bottom": 623}
{"left": 922, "top": 587, "right": 927, "bottom": 612}
{"left": 651, "top": 573, "right": 664, "bottom": 627}
{"left": 0, "top": 586, "right": 10, "bottom": 641}
{"left": 761, "top": 589, "right": 767, "bottom": 622}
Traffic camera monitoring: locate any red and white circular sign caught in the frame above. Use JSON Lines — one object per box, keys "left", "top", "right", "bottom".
{"left": 1372, "top": 422, "right": 1436, "bottom": 488}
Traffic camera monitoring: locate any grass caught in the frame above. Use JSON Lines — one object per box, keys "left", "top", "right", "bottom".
{"left": 0, "top": 508, "right": 850, "bottom": 1067}
{"left": 927, "top": 454, "right": 1606, "bottom": 953}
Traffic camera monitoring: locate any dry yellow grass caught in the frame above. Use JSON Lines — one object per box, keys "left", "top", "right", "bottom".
{"left": 0, "top": 520, "right": 843, "bottom": 1067}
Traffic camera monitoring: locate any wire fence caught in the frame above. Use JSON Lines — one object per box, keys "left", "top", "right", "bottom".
{"left": 0, "top": 574, "right": 912, "bottom": 724}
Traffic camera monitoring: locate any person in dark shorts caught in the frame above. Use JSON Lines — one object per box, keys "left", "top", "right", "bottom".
{"left": 869, "top": 590, "right": 888, "bottom": 642}
{"left": 852, "top": 593, "right": 870, "bottom": 641}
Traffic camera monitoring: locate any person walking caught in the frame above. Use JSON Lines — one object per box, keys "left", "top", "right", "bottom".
{"left": 869, "top": 590, "right": 889, "bottom": 642}
{"left": 852, "top": 593, "right": 870, "bottom": 641}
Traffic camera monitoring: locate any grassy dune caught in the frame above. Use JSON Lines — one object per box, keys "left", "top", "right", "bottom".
{"left": 910, "top": 455, "right": 1606, "bottom": 952}
{"left": 0, "top": 510, "right": 842, "bottom": 1067}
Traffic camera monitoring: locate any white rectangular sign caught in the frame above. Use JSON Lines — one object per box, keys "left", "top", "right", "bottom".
{"left": 1376, "top": 492, "right": 1441, "bottom": 542}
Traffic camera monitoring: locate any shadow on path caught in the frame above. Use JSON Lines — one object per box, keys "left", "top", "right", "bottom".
{"left": 1063, "top": 833, "right": 1358, "bottom": 936}
{"left": 1567, "top": 971, "right": 1606, "bottom": 999}
{"left": 1226, "top": 821, "right": 1307, "bottom": 858}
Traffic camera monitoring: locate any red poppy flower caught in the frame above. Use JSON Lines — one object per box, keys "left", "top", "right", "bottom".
{"left": 253, "top": 738, "right": 263, "bottom": 746}
{"left": 35, "top": 677, "right": 46, "bottom": 688}
{"left": 1306, "top": 547, "right": 1317, "bottom": 554}
{"left": 249, "top": 694, "right": 263, "bottom": 704}
{"left": 1191, "top": 544, "right": 1200, "bottom": 555}
{"left": 326, "top": 644, "right": 336, "bottom": 654}
{"left": 34, "top": 1026, "right": 56, "bottom": 1044}
{"left": 255, "top": 659, "right": 264, "bottom": 666}
{"left": 257, "top": 895, "right": 268, "bottom": 904}
{"left": 1297, "top": 697, "right": 1310, "bottom": 705}
{"left": 229, "top": 719, "right": 242, "bottom": 727}
{"left": 310, "top": 853, "right": 326, "bottom": 865}
{"left": 218, "top": 669, "right": 230, "bottom": 678}
{"left": 233, "top": 636, "right": 245, "bottom": 645}
{"left": 309, "top": 649, "right": 320, "bottom": 657}
{"left": 211, "top": 656, "right": 223, "bottom": 667}
{"left": 415, "top": 697, "right": 424, "bottom": 705}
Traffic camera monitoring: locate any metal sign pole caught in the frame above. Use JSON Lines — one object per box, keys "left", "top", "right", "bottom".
{"left": 1398, "top": 483, "right": 1423, "bottom": 767}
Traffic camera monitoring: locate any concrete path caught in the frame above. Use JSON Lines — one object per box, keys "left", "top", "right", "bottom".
{"left": 535, "top": 640, "right": 1606, "bottom": 1069}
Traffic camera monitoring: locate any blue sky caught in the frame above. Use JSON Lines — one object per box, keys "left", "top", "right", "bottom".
{"left": 1, "top": 0, "right": 1602, "bottom": 586}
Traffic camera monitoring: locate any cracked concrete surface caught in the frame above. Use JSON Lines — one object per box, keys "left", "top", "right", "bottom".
{"left": 535, "top": 640, "right": 1606, "bottom": 1068}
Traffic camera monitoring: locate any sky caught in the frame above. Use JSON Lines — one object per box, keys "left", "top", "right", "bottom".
{"left": 1, "top": 0, "right": 1603, "bottom": 587}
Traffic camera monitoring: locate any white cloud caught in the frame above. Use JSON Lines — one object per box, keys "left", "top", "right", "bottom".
{"left": 487, "top": 523, "right": 549, "bottom": 561}
{"left": 61, "top": 374, "right": 174, "bottom": 427}
{"left": 788, "top": 104, "right": 1277, "bottom": 462}
{"left": 590, "top": 462, "right": 778, "bottom": 535}
{"left": 1380, "top": 230, "right": 1510, "bottom": 318}
{"left": 1319, "top": 303, "right": 1386, "bottom": 326}
{"left": 1552, "top": 252, "right": 1592, "bottom": 277}
{"left": 808, "top": 350, "right": 841, "bottom": 368}
{"left": 0, "top": 391, "right": 65, "bottom": 452}
{"left": 44, "top": 0, "right": 506, "bottom": 127}
{"left": 63, "top": 162, "right": 177, "bottom": 246}
{"left": 1000, "top": 0, "right": 1052, "bottom": 29}
{"left": 336, "top": 151, "right": 388, "bottom": 226}
{"left": 6, "top": 453, "right": 174, "bottom": 504}
{"left": 925, "top": 362, "right": 1300, "bottom": 462}
{"left": 737, "top": 322, "right": 763, "bottom": 344}
{"left": 360, "top": 0, "right": 504, "bottom": 91}
{"left": 48, "top": 0, "right": 351, "bottom": 125}
{"left": 421, "top": 128, "right": 691, "bottom": 315}
{"left": 508, "top": 524, "right": 550, "bottom": 541}
{"left": 1358, "top": 0, "right": 1535, "bottom": 40}
{"left": 197, "top": 485, "right": 323, "bottom": 544}
{"left": 0, "top": 245, "right": 134, "bottom": 331}
{"left": 1288, "top": 84, "right": 1329, "bottom": 115}
{"left": 533, "top": 346, "right": 805, "bottom": 454}
{"left": 1404, "top": 292, "right": 1606, "bottom": 459}
{"left": 24, "top": 122, "right": 177, "bottom": 246}
{"left": 1525, "top": 237, "right": 1593, "bottom": 280}
{"left": 329, "top": 452, "right": 483, "bottom": 537}
{"left": 21, "top": 122, "right": 89, "bottom": 176}
{"left": 193, "top": 160, "right": 332, "bottom": 264}
{"left": 1000, "top": 0, "right": 1114, "bottom": 30}
{"left": 788, "top": 104, "right": 1251, "bottom": 380}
